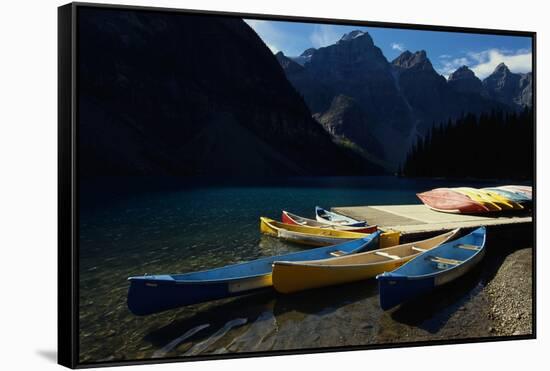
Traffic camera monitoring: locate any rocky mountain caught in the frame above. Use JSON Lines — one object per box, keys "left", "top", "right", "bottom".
{"left": 275, "top": 51, "right": 337, "bottom": 121}
{"left": 78, "top": 9, "right": 381, "bottom": 176}
{"left": 517, "top": 72, "right": 533, "bottom": 107}
{"left": 447, "top": 65, "right": 483, "bottom": 95}
{"left": 280, "top": 31, "right": 412, "bottom": 166}
{"left": 483, "top": 63, "right": 533, "bottom": 109}
{"left": 291, "top": 48, "right": 316, "bottom": 66}
{"left": 277, "top": 31, "right": 529, "bottom": 168}
{"left": 275, "top": 51, "right": 305, "bottom": 74}
{"left": 313, "top": 95, "right": 385, "bottom": 159}
{"left": 391, "top": 50, "right": 453, "bottom": 126}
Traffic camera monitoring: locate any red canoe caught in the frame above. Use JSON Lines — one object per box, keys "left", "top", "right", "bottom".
{"left": 281, "top": 210, "right": 378, "bottom": 233}
{"left": 417, "top": 188, "right": 490, "bottom": 214}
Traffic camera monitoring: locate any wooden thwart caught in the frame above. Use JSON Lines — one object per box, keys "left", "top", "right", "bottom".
{"left": 429, "top": 256, "right": 463, "bottom": 265}
{"left": 375, "top": 251, "right": 401, "bottom": 260}
{"left": 456, "top": 244, "right": 481, "bottom": 251}
{"left": 411, "top": 246, "right": 427, "bottom": 252}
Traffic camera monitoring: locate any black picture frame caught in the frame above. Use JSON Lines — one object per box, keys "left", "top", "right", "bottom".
{"left": 58, "top": 2, "right": 536, "bottom": 368}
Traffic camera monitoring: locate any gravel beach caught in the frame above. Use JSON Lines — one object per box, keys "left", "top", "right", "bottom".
{"left": 486, "top": 247, "right": 533, "bottom": 336}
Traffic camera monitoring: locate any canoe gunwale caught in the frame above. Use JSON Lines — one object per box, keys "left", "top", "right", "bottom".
{"left": 378, "top": 227, "right": 486, "bottom": 281}
{"left": 272, "top": 256, "right": 413, "bottom": 269}
{"left": 128, "top": 273, "right": 271, "bottom": 285}
{"left": 261, "top": 217, "right": 371, "bottom": 238}
{"left": 273, "top": 228, "right": 460, "bottom": 269}
{"left": 129, "top": 230, "right": 378, "bottom": 284}
{"left": 282, "top": 210, "right": 377, "bottom": 232}
{"left": 315, "top": 206, "right": 366, "bottom": 226}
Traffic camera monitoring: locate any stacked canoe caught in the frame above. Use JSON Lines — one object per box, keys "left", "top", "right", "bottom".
{"left": 417, "top": 185, "right": 532, "bottom": 214}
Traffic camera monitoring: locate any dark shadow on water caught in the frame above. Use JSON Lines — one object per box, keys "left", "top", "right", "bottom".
{"left": 389, "top": 225, "right": 533, "bottom": 333}
{"left": 36, "top": 350, "right": 57, "bottom": 363}
{"left": 144, "top": 290, "right": 277, "bottom": 348}
{"left": 144, "top": 279, "right": 378, "bottom": 349}
{"left": 389, "top": 262, "right": 486, "bottom": 333}
{"left": 273, "top": 279, "right": 378, "bottom": 315}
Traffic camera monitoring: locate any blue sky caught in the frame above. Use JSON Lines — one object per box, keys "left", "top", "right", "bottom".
{"left": 244, "top": 19, "right": 532, "bottom": 79}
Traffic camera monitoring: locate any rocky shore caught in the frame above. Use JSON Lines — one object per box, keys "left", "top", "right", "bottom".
{"left": 486, "top": 247, "right": 533, "bottom": 336}
{"left": 374, "top": 242, "right": 533, "bottom": 344}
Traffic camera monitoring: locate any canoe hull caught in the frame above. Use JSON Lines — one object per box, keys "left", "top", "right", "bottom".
{"left": 453, "top": 188, "right": 503, "bottom": 211}
{"left": 277, "top": 229, "right": 359, "bottom": 247}
{"left": 377, "top": 227, "right": 486, "bottom": 310}
{"left": 128, "top": 275, "right": 271, "bottom": 316}
{"left": 496, "top": 186, "right": 532, "bottom": 199}
{"left": 260, "top": 217, "right": 400, "bottom": 248}
{"left": 417, "top": 189, "right": 489, "bottom": 214}
{"left": 378, "top": 275, "right": 435, "bottom": 311}
{"left": 315, "top": 206, "right": 366, "bottom": 227}
{"left": 478, "top": 189, "right": 523, "bottom": 210}
{"left": 499, "top": 185, "right": 532, "bottom": 197}
{"left": 128, "top": 232, "right": 380, "bottom": 315}
{"left": 378, "top": 248, "right": 485, "bottom": 310}
{"left": 274, "top": 259, "right": 406, "bottom": 294}
{"left": 282, "top": 211, "right": 377, "bottom": 233}
{"left": 484, "top": 188, "right": 531, "bottom": 205}
{"left": 272, "top": 229, "right": 458, "bottom": 294}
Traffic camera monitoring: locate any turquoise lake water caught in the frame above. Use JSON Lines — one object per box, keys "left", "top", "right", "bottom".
{"left": 78, "top": 176, "right": 526, "bottom": 363}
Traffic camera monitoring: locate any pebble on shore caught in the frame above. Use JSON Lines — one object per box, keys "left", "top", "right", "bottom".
{"left": 485, "top": 247, "right": 532, "bottom": 336}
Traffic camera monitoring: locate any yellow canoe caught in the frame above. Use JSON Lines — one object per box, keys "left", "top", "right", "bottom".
{"left": 453, "top": 187, "right": 503, "bottom": 211}
{"left": 458, "top": 187, "right": 522, "bottom": 210}
{"left": 477, "top": 189, "right": 523, "bottom": 210}
{"left": 260, "top": 217, "right": 400, "bottom": 248}
{"left": 272, "top": 229, "right": 460, "bottom": 294}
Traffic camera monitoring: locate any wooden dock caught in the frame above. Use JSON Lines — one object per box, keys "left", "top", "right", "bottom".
{"left": 332, "top": 204, "right": 533, "bottom": 242}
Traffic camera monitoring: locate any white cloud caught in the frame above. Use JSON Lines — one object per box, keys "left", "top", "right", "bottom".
{"left": 310, "top": 25, "right": 341, "bottom": 48}
{"left": 436, "top": 48, "right": 532, "bottom": 79}
{"left": 438, "top": 57, "right": 471, "bottom": 78}
{"left": 391, "top": 42, "right": 405, "bottom": 52}
{"left": 469, "top": 49, "right": 532, "bottom": 79}
{"left": 244, "top": 19, "right": 281, "bottom": 54}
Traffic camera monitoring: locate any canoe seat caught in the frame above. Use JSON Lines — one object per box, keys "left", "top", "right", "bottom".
{"left": 375, "top": 251, "right": 401, "bottom": 260}
{"left": 330, "top": 250, "right": 346, "bottom": 257}
{"left": 429, "top": 256, "right": 463, "bottom": 266}
{"left": 411, "top": 246, "right": 427, "bottom": 252}
{"left": 456, "top": 244, "right": 481, "bottom": 251}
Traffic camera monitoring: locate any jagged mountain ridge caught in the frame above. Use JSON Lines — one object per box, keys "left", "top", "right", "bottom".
{"left": 79, "top": 9, "right": 382, "bottom": 176}
{"left": 277, "top": 30, "right": 532, "bottom": 168}
{"left": 448, "top": 66, "right": 483, "bottom": 95}
{"left": 483, "top": 63, "right": 532, "bottom": 109}
{"left": 291, "top": 48, "right": 316, "bottom": 66}
{"left": 276, "top": 33, "right": 407, "bottom": 165}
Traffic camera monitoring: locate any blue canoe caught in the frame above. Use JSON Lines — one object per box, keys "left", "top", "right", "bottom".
{"left": 128, "top": 231, "right": 380, "bottom": 315}
{"left": 483, "top": 188, "right": 532, "bottom": 204}
{"left": 377, "top": 227, "right": 486, "bottom": 310}
{"left": 315, "top": 206, "right": 367, "bottom": 227}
